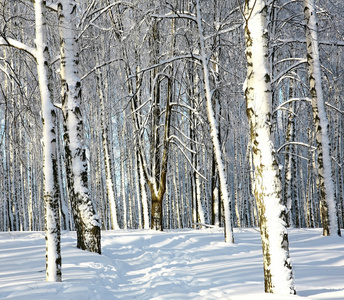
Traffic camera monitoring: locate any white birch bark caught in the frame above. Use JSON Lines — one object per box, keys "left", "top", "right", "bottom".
{"left": 12, "top": 144, "right": 20, "bottom": 231}
{"left": 234, "top": 130, "right": 241, "bottom": 227}
{"left": 19, "top": 123, "right": 28, "bottom": 231}
{"left": 120, "top": 124, "right": 128, "bottom": 229}
{"left": 128, "top": 150, "right": 135, "bottom": 229}
{"left": 195, "top": 153, "right": 206, "bottom": 225}
{"left": 2, "top": 49, "right": 11, "bottom": 231}
{"left": 244, "top": 0, "right": 295, "bottom": 294}
{"left": 283, "top": 98, "right": 295, "bottom": 227}
{"left": 56, "top": 119, "right": 70, "bottom": 231}
{"left": 173, "top": 157, "right": 181, "bottom": 228}
{"left": 196, "top": 0, "right": 233, "bottom": 243}
{"left": 96, "top": 70, "right": 119, "bottom": 230}
{"left": 57, "top": 0, "right": 101, "bottom": 253}
{"left": 35, "top": 0, "right": 61, "bottom": 282}
{"left": 303, "top": 0, "right": 340, "bottom": 236}
{"left": 212, "top": 187, "right": 220, "bottom": 227}
{"left": 28, "top": 162, "right": 34, "bottom": 231}
{"left": 138, "top": 154, "right": 150, "bottom": 229}
{"left": 134, "top": 150, "right": 143, "bottom": 229}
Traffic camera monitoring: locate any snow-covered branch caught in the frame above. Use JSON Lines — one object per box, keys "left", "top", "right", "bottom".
{"left": 46, "top": 1, "right": 58, "bottom": 11}
{"left": 129, "top": 54, "right": 200, "bottom": 78}
{"left": 168, "top": 135, "right": 196, "bottom": 154}
{"left": 272, "top": 59, "right": 307, "bottom": 85}
{"left": 0, "top": 37, "right": 36, "bottom": 61}
{"left": 126, "top": 99, "right": 150, "bottom": 118}
{"left": 170, "top": 140, "right": 207, "bottom": 181}
{"left": 325, "top": 102, "right": 344, "bottom": 115}
{"left": 151, "top": 12, "right": 197, "bottom": 23}
{"left": 78, "top": 1, "right": 135, "bottom": 38}
{"left": 275, "top": 38, "right": 344, "bottom": 47}
{"left": 273, "top": 97, "right": 311, "bottom": 114}
{"left": 0, "top": 65, "right": 11, "bottom": 80}
{"left": 204, "top": 23, "right": 242, "bottom": 41}
{"left": 81, "top": 58, "right": 124, "bottom": 81}
{"left": 277, "top": 142, "right": 316, "bottom": 153}
{"left": 273, "top": 96, "right": 344, "bottom": 116}
{"left": 170, "top": 125, "right": 203, "bottom": 146}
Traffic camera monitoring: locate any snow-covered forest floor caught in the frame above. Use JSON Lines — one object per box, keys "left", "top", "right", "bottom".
{"left": 0, "top": 228, "right": 343, "bottom": 300}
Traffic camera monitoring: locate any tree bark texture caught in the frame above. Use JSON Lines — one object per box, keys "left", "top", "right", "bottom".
{"left": 35, "top": 0, "right": 62, "bottom": 282}
{"left": 244, "top": 0, "right": 295, "bottom": 294}
{"left": 58, "top": 0, "right": 101, "bottom": 253}
{"left": 303, "top": 0, "right": 340, "bottom": 236}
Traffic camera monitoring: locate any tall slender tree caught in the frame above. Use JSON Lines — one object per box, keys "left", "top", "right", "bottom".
{"left": 195, "top": 0, "right": 233, "bottom": 243}
{"left": 303, "top": 0, "right": 340, "bottom": 236}
{"left": 35, "top": 0, "right": 62, "bottom": 282}
{"left": 243, "top": 0, "right": 295, "bottom": 294}
{"left": 0, "top": 0, "right": 62, "bottom": 280}
{"left": 57, "top": 0, "right": 101, "bottom": 253}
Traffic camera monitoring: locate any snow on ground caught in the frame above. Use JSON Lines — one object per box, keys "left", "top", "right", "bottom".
{"left": 0, "top": 228, "right": 343, "bottom": 300}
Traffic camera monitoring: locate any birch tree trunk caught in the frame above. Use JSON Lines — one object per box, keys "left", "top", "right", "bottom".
{"left": 2, "top": 48, "right": 12, "bottom": 232}
{"left": 283, "top": 99, "right": 295, "bottom": 227}
{"left": 244, "top": 0, "right": 295, "bottom": 294}
{"left": 56, "top": 116, "right": 70, "bottom": 231}
{"left": 119, "top": 122, "right": 128, "bottom": 229}
{"left": 134, "top": 148, "right": 143, "bottom": 229}
{"left": 196, "top": 0, "right": 233, "bottom": 243}
{"left": 303, "top": 0, "right": 340, "bottom": 236}
{"left": 96, "top": 69, "right": 119, "bottom": 230}
{"left": 138, "top": 153, "right": 150, "bottom": 229}
{"left": 195, "top": 159, "right": 206, "bottom": 225}
{"left": 35, "top": 0, "right": 61, "bottom": 282}
{"left": 58, "top": 0, "right": 101, "bottom": 253}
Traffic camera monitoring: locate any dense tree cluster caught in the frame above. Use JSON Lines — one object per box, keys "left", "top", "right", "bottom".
{"left": 0, "top": 0, "right": 343, "bottom": 293}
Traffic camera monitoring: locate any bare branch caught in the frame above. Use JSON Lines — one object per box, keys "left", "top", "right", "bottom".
{"left": 168, "top": 135, "right": 196, "bottom": 154}
{"left": 277, "top": 142, "right": 316, "bottom": 153}
{"left": 151, "top": 12, "right": 197, "bottom": 22}
{"left": 272, "top": 59, "right": 307, "bottom": 85}
{"left": 275, "top": 38, "right": 344, "bottom": 47}
{"left": 81, "top": 58, "right": 124, "bottom": 81}
{"left": 129, "top": 54, "right": 200, "bottom": 78}
{"left": 170, "top": 141, "right": 207, "bottom": 181}
{"left": 273, "top": 97, "right": 311, "bottom": 114}
{"left": 0, "top": 37, "right": 36, "bottom": 61}
{"left": 325, "top": 102, "right": 344, "bottom": 115}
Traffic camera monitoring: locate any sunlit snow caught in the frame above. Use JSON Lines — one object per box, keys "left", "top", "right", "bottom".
{"left": 0, "top": 228, "right": 343, "bottom": 299}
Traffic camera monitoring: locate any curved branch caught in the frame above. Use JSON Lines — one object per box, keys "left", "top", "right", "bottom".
{"left": 0, "top": 37, "right": 37, "bottom": 61}
{"left": 277, "top": 141, "right": 316, "bottom": 153}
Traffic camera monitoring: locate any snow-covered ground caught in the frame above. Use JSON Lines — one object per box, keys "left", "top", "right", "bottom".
{"left": 0, "top": 228, "right": 343, "bottom": 300}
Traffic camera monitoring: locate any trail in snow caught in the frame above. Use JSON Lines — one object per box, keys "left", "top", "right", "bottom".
{"left": 0, "top": 228, "right": 343, "bottom": 299}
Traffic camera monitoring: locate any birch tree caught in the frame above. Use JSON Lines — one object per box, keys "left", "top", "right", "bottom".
{"left": 195, "top": 0, "right": 233, "bottom": 243}
{"left": 303, "top": 0, "right": 340, "bottom": 236}
{"left": 57, "top": 0, "right": 101, "bottom": 253}
{"left": 0, "top": 0, "right": 62, "bottom": 281}
{"left": 96, "top": 67, "right": 120, "bottom": 230}
{"left": 244, "top": 0, "right": 295, "bottom": 294}
{"left": 35, "top": 0, "right": 62, "bottom": 282}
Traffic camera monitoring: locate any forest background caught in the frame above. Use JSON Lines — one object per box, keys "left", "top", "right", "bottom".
{"left": 0, "top": 0, "right": 343, "bottom": 294}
